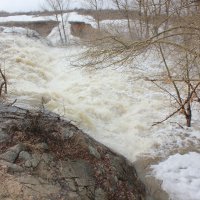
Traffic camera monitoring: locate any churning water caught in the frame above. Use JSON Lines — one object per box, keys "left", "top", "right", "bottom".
{"left": 1, "top": 33, "right": 199, "bottom": 161}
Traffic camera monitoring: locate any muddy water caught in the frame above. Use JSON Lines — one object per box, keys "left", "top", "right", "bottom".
{"left": 1, "top": 33, "right": 173, "bottom": 162}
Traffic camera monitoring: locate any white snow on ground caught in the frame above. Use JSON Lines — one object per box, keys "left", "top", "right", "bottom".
{"left": 100, "top": 19, "right": 157, "bottom": 38}
{"left": 0, "top": 12, "right": 96, "bottom": 25}
{"left": 0, "top": 15, "right": 53, "bottom": 22}
{"left": 100, "top": 19, "right": 128, "bottom": 35}
{"left": 151, "top": 152, "right": 200, "bottom": 200}
{"left": 68, "top": 12, "right": 97, "bottom": 28}
{"left": 1, "top": 26, "right": 40, "bottom": 37}
{"left": 0, "top": 26, "right": 50, "bottom": 46}
{"left": 0, "top": 12, "right": 96, "bottom": 45}
{"left": 0, "top": 12, "right": 93, "bottom": 24}
{"left": 47, "top": 23, "right": 75, "bottom": 45}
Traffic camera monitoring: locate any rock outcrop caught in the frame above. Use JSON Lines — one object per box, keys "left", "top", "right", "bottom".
{"left": 0, "top": 103, "right": 146, "bottom": 200}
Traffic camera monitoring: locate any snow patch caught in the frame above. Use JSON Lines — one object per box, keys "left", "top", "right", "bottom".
{"left": 0, "top": 26, "right": 50, "bottom": 46}
{"left": 2, "top": 26, "right": 40, "bottom": 37}
{"left": 68, "top": 12, "right": 97, "bottom": 28}
{"left": 0, "top": 15, "right": 54, "bottom": 22}
{"left": 151, "top": 152, "right": 200, "bottom": 200}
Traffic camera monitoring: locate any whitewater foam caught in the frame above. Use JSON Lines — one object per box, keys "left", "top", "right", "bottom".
{"left": 0, "top": 33, "right": 199, "bottom": 162}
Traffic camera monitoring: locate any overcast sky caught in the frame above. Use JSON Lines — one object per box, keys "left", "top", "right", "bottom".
{"left": 0, "top": 0, "right": 115, "bottom": 12}
{"left": 0, "top": 0, "right": 89, "bottom": 12}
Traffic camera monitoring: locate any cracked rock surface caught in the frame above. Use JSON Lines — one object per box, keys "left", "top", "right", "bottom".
{"left": 0, "top": 104, "right": 146, "bottom": 200}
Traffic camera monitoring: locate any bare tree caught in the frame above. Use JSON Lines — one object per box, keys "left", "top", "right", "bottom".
{"left": 87, "top": 0, "right": 104, "bottom": 30}
{"left": 150, "top": 45, "right": 200, "bottom": 127}
{"left": 112, "top": 0, "right": 135, "bottom": 38}
{"left": 78, "top": 0, "right": 200, "bottom": 127}
{"left": 43, "top": 0, "right": 70, "bottom": 45}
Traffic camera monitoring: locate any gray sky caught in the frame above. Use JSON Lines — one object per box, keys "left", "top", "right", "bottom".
{"left": 0, "top": 0, "right": 87, "bottom": 12}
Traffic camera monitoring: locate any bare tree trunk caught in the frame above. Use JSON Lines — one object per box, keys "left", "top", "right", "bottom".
{"left": 43, "top": 0, "right": 69, "bottom": 45}
{"left": 97, "top": 12, "right": 101, "bottom": 30}
{"left": 87, "top": 0, "right": 103, "bottom": 31}
{"left": 60, "top": 12, "right": 67, "bottom": 44}
{"left": 57, "top": 1, "right": 68, "bottom": 44}
{"left": 126, "top": 13, "right": 133, "bottom": 39}
{"left": 55, "top": 14, "right": 64, "bottom": 44}
{"left": 112, "top": 0, "right": 133, "bottom": 39}
{"left": 186, "top": 102, "right": 192, "bottom": 127}
{"left": 138, "top": 0, "right": 143, "bottom": 38}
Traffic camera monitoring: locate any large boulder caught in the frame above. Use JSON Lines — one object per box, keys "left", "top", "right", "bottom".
{"left": 0, "top": 104, "right": 146, "bottom": 200}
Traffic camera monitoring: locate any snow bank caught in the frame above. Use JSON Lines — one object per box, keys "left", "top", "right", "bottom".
{"left": 1, "top": 26, "right": 40, "bottom": 37}
{"left": 68, "top": 12, "right": 97, "bottom": 28}
{"left": 0, "top": 27, "right": 50, "bottom": 45}
{"left": 47, "top": 23, "right": 72, "bottom": 46}
{"left": 100, "top": 19, "right": 156, "bottom": 38}
{"left": 0, "top": 15, "right": 54, "bottom": 22}
{"left": 0, "top": 12, "right": 96, "bottom": 25}
{"left": 151, "top": 152, "right": 200, "bottom": 200}
{"left": 100, "top": 19, "right": 128, "bottom": 35}
{"left": 0, "top": 12, "right": 95, "bottom": 45}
